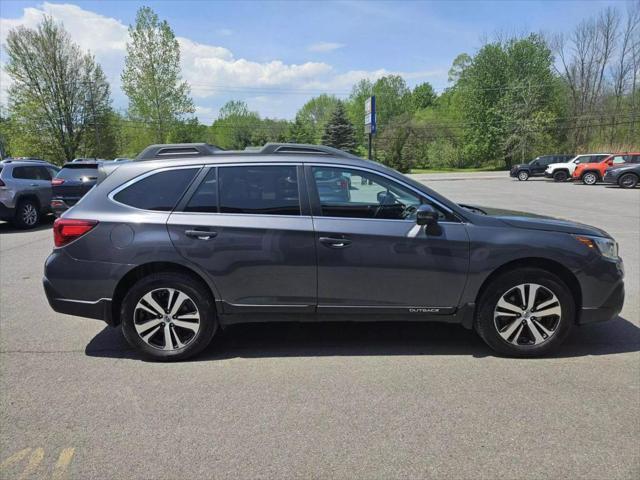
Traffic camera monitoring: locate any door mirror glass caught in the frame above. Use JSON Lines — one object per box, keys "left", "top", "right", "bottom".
{"left": 416, "top": 204, "right": 438, "bottom": 226}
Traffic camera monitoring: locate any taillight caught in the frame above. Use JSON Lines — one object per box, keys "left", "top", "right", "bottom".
{"left": 51, "top": 178, "right": 65, "bottom": 186}
{"left": 53, "top": 218, "right": 97, "bottom": 247}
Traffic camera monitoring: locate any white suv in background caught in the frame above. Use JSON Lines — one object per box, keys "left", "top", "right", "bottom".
{"left": 545, "top": 153, "right": 610, "bottom": 182}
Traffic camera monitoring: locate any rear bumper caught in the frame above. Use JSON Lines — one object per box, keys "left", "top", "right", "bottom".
{"left": 578, "top": 280, "right": 625, "bottom": 325}
{"left": 43, "top": 275, "right": 113, "bottom": 323}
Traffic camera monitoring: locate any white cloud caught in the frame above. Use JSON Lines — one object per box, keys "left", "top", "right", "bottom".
{"left": 307, "top": 42, "right": 345, "bottom": 53}
{"left": 0, "top": 2, "right": 446, "bottom": 118}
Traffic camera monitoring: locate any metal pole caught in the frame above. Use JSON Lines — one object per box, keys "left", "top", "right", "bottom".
{"left": 368, "top": 132, "right": 372, "bottom": 160}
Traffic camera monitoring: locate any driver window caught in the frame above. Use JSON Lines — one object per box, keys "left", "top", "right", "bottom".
{"left": 612, "top": 156, "right": 626, "bottom": 164}
{"left": 312, "top": 166, "right": 434, "bottom": 220}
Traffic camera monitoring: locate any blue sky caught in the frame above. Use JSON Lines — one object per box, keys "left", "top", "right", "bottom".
{"left": 0, "top": 0, "right": 628, "bottom": 121}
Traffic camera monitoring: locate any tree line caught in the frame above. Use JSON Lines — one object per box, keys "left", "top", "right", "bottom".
{"left": 1, "top": 4, "right": 638, "bottom": 171}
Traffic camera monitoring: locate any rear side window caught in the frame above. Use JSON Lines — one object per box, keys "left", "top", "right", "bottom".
{"left": 56, "top": 165, "right": 99, "bottom": 180}
{"left": 12, "top": 166, "right": 50, "bottom": 180}
{"left": 218, "top": 165, "right": 300, "bottom": 215}
{"left": 114, "top": 168, "right": 198, "bottom": 211}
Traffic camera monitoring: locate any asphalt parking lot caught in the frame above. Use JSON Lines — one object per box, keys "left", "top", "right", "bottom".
{"left": 1, "top": 174, "right": 638, "bottom": 480}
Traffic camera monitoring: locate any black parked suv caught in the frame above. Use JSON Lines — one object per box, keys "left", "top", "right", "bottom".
{"left": 510, "top": 155, "right": 574, "bottom": 181}
{"left": 51, "top": 161, "right": 101, "bottom": 216}
{"left": 43, "top": 143, "right": 624, "bottom": 361}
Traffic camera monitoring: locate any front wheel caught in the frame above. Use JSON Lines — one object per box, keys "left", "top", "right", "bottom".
{"left": 517, "top": 171, "right": 529, "bottom": 181}
{"left": 618, "top": 173, "right": 638, "bottom": 189}
{"left": 553, "top": 171, "right": 568, "bottom": 182}
{"left": 581, "top": 171, "right": 598, "bottom": 185}
{"left": 121, "top": 272, "right": 218, "bottom": 361}
{"left": 475, "top": 268, "right": 574, "bottom": 357}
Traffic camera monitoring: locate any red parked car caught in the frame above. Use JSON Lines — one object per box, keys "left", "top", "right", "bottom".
{"left": 572, "top": 153, "right": 640, "bottom": 185}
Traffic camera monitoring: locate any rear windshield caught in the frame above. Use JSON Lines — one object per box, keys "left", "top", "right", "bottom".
{"left": 56, "top": 165, "right": 99, "bottom": 180}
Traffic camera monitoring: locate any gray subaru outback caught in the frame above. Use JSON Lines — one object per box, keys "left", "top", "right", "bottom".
{"left": 43, "top": 143, "right": 624, "bottom": 360}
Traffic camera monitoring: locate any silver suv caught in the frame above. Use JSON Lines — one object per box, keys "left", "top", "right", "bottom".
{"left": 0, "top": 159, "right": 60, "bottom": 228}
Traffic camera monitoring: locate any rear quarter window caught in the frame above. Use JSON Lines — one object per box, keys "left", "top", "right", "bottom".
{"left": 113, "top": 168, "right": 198, "bottom": 211}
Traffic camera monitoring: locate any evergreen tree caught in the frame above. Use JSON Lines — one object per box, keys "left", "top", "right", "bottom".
{"left": 321, "top": 103, "right": 357, "bottom": 153}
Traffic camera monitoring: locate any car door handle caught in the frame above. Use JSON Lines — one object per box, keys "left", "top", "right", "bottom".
{"left": 319, "top": 236, "right": 352, "bottom": 248}
{"left": 185, "top": 229, "right": 217, "bottom": 240}
{"left": 30, "top": 183, "right": 38, "bottom": 186}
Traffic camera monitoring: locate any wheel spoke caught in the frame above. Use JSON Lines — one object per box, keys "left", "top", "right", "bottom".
{"left": 526, "top": 284, "right": 540, "bottom": 311}
{"left": 509, "top": 324, "right": 525, "bottom": 345}
{"left": 531, "top": 318, "right": 554, "bottom": 338}
{"left": 169, "top": 292, "right": 190, "bottom": 317}
{"left": 534, "top": 297, "right": 557, "bottom": 311}
{"left": 172, "top": 319, "right": 199, "bottom": 333}
{"left": 136, "top": 303, "right": 160, "bottom": 317}
{"left": 135, "top": 318, "right": 162, "bottom": 334}
{"left": 172, "top": 327, "right": 185, "bottom": 348}
{"left": 163, "top": 324, "right": 174, "bottom": 350}
{"left": 141, "top": 325, "right": 161, "bottom": 343}
{"left": 498, "top": 318, "right": 523, "bottom": 341}
{"left": 497, "top": 297, "right": 523, "bottom": 315}
{"left": 527, "top": 319, "right": 546, "bottom": 344}
{"left": 141, "top": 293, "right": 165, "bottom": 316}
{"left": 533, "top": 305, "right": 561, "bottom": 318}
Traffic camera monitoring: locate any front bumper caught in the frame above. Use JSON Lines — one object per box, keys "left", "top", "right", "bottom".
{"left": 578, "top": 279, "right": 625, "bottom": 325}
{"left": 0, "top": 202, "right": 15, "bottom": 221}
{"left": 603, "top": 171, "right": 621, "bottom": 184}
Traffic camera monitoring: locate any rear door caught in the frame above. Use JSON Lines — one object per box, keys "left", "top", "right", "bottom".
{"left": 167, "top": 164, "right": 317, "bottom": 315}
{"left": 308, "top": 165, "right": 469, "bottom": 315}
{"left": 11, "top": 166, "right": 50, "bottom": 210}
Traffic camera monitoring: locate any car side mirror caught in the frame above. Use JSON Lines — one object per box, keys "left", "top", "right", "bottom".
{"left": 416, "top": 204, "right": 438, "bottom": 226}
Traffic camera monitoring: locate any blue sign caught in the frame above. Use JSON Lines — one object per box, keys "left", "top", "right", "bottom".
{"left": 364, "top": 96, "right": 376, "bottom": 134}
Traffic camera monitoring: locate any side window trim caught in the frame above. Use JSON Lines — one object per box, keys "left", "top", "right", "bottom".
{"left": 108, "top": 165, "right": 203, "bottom": 212}
{"left": 306, "top": 163, "right": 460, "bottom": 223}
{"left": 175, "top": 166, "right": 215, "bottom": 213}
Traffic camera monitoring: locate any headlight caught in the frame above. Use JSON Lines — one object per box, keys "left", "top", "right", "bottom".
{"left": 574, "top": 235, "right": 619, "bottom": 260}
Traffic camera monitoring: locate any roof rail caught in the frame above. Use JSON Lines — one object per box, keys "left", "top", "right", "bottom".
{"left": 135, "top": 143, "right": 224, "bottom": 161}
{"left": 259, "top": 143, "right": 358, "bottom": 158}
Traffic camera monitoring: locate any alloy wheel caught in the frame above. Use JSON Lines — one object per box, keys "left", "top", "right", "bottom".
{"left": 583, "top": 172, "right": 597, "bottom": 185}
{"left": 133, "top": 288, "right": 201, "bottom": 351}
{"left": 22, "top": 203, "right": 38, "bottom": 226}
{"left": 619, "top": 173, "right": 637, "bottom": 188}
{"left": 494, "top": 283, "right": 562, "bottom": 346}
{"left": 518, "top": 171, "right": 529, "bottom": 181}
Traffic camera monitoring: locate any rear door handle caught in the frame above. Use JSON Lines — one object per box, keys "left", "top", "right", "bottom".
{"left": 319, "top": 236, "right": 352, "bottom": 248}
{"left": 185, "top": 229, "right": 218, "bottom": 240}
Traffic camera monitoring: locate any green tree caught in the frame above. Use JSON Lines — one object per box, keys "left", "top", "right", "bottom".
{"left": 5, "top": 16, "right": 113, "bottom": 163}
{"left": 322, "top": 102, "right": 356, "bottom": 153}
{"left": 210, "top": 100, "right": 260, "bottom": 150}
{"left": 121, "top": 6, "right": 194, "bottom": 143}
{"left": 411, "top": 82, "right": 437, "bottom": 110}
{"left": 295, "top": 94, "right": 341, "bottom": 142}
{"left": 289, "top": 115, "right": 315, "bottom": 144}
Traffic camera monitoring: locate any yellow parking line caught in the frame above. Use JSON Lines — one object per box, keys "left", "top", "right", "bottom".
{"left": 51, "top": 448, "right": 75, "bottom": 480}
{"left": 17, "top": 447, "right": 44, "bottom": 480}
{"left": 0, "top": 448, "right": 31, "bottom": 470}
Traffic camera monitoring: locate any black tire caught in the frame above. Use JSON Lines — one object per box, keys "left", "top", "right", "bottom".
{"left": 618, "top": 172, "right": 638, "bottom": 189}
{"left": 12, "top": 199, "right": 40, "bottom": 229}
{"left": 581, "top": 171, "right": 598, "bottom": 185}
{"left": 553, "top": 170, "right": 568, "bottom": 182}
{"left": 517, "top": 170, "right": 529, "bottom": 181}
{"left": 121, "top": 272, "right": 217, "bottom": 361}
{"left": 475, "top": 268, "right": 574, "bottom": 357}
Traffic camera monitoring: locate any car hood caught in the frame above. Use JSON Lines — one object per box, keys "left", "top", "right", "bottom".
{"left": 546, "top": 162, "right": 571, "bottom": 169}
{"left": 512, "top": 163, "right": 529, "bottom": 169}
{"left": 464, "top": 205, "right": 611, "bottom": 238}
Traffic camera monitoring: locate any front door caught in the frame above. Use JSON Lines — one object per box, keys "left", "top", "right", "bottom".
{"left": 167, "top": 164, "right": 317, "bottom": 316}
{"left": 308, "top": 165, "right": 469, "bottom": 315}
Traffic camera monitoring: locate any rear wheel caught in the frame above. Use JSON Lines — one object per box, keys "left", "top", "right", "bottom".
{"left": 475, "top": 268, "right": 574, "bottom": 357}
{"left": 13, "top": 199, "right": 40, "bottom": 229}
{"left": 618, "top": 173, "right": 638, "bottom": 189}
{"left": 517, "top": 171, "right": 529, "bottom": 181}
{"left": 581, "top": 171, "right": 598, "bottom": 185}
{"left": 553, "top": 170, "right": 568, "bottom": 182}
{"left": 121, "top": 272, "right": 217, "bottom": 361}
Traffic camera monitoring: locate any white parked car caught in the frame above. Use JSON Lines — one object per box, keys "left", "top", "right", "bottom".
{"left": 545, "top": 153, "right": 610, "bottom": 182}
